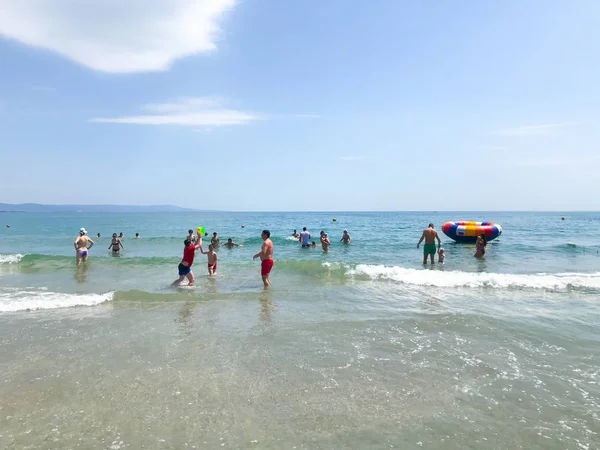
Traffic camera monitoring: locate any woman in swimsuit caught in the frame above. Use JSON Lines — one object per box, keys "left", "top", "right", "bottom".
{"left": 74, "top": 228, "right": 94, "bottom": 265}
{"left": 475, "top": 234, "right": 487, "bottom": 258}
{"left": 109, "top": 233, "right": 125, "bottom": 253}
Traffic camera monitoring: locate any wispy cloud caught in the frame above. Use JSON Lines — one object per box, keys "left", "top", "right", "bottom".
{"left": 513, "top": 159, "right": 565, "bottom": 167}
{"left": 476, "top": 145, "right": 508, "bottom": 151}
{"left": 295, "top": 114, "right": 321, "bottom": 119}
{"left": 339, "top": 156, "right": 364, "bottom": 161}
{"left": 493, "top": 123, "right": 573, "bottom": 136}
{"left": 31, "top": 86, "right": 56, "bottom": 92}
{"left": 0, "top": 0, "right": 237, "bottom": 73}
{"left": 90, "top": 97, "right": 261, "bottom": 127}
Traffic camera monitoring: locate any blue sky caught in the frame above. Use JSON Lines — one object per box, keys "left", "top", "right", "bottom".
{"left": 0, "top": 0, "right": 598, "bottom": 211}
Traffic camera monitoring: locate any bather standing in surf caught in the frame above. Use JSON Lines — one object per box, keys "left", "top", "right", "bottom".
{"left": 417, "top": 223, "right": 441, "bottom": 265}
{"left": 74, "top": 228, "right": 94, "bottom": 265}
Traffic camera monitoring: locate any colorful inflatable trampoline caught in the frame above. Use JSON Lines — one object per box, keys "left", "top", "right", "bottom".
{"left": 441, "top": 221, "right": 502, "bottom": 243}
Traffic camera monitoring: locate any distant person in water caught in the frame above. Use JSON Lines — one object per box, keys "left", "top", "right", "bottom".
{"left": 187, "top": 229, "right": 196, "bottom": 243}
{"left": 417, "top": 223, "right": 441, "bottom": 265}
{"left": 135, "top": 232, "right": 140, "bottom": 238}
{"left": 253, "top": 230, "right": 274, "bottom": 288}
{"left": 299, "top": 227, "right": 311, "bottom": 247}
{"left": 224, "top": 238, "right": 240, "bottom": 249}
{"left": 119, "top": 232, "right": 125, "bottom": 239}
{"left": 74, "top": 228, "right": 94, "bottom": 265}
{"left": 172, "top": 237, "right": 202, "bottom": 287}
{"left": 97, "top": 233, "right": 101, "bottom": 238}
{"left": 320, "top": 231, "right": 331, "bottom": 252}
{"left": 475, "top": 234, "right": 487, "bottom": 258}
{"left": 438, "top": 247, "right": 445, "bottom": 264}
{"left": 292, "top": 229, "right": 300, "bottom": 238}
{"left": 340, "top": 230, "right": 351, "bottom": 244}
{"left": 109, "top": 233, "right": 124, "bottom": 253}
{"left": 211, "top": 232, "right": 221, "bottom": 247}
{"left": 200, "top": 244, "right": 218, "bottom": 276}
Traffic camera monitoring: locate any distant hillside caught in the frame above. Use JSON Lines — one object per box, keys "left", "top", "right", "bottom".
{"left": 0, "top": 203, "right": 209, "bottom": 213}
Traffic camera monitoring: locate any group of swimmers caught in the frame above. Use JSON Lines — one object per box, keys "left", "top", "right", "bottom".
{"left": 173, "top": 229, "right": 273, "bottom": 288}
{"left": 74, "top": 222, "right": 489, "bottom": 288}
{"left": 417, "top": 223, "right": 487, "bottom": 265}
{"left": 291, "top": 228, "right": 351, "bottom": 250}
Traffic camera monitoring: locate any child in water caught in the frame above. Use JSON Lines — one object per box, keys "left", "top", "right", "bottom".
{"left": 200, "top": 244, "right": 218, "bottom": 276}
{"left": 438, "top": 247, "right": 445, "bottom": 264}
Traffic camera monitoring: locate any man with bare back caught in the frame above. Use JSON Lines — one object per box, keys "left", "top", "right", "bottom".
{"left": 253, "top": 229, "right": 274, "bottom": 288}
{"left": 417, "top": 223, "right": 441, "bottom": 265}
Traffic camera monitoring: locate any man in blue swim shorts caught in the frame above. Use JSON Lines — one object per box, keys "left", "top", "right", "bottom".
{"left": 173, "top": 236, "right": 202, "bottom": 286}
{"left": 417, "top": 223, "right": 441, "bottom": 265}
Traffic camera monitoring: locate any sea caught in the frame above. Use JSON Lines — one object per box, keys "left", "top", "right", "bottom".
{"left": 1, "top": 211, "right": 599, "bottom": 449}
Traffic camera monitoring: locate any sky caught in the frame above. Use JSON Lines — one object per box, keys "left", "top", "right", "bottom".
{"left": 0, "top": 0, "right": 599, "bottom": 211}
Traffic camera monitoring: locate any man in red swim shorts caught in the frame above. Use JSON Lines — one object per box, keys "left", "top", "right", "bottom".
{"left": 253, "top": 229, "right": 274, "bottom": 288}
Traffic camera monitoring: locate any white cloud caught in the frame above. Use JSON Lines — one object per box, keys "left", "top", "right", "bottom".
{"left": 90, "top": 96, "right": 261, "bottom": 127}
{"left": 0, "top": 0, "right": 237, "bottom": 73}
{"left": 339, "top": 156, "right": 363, "bottom": 161}
{"left": 493, "top": 123, "right": 573, "bottom": 136}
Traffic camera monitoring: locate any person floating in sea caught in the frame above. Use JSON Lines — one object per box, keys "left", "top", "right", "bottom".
{"left": 224, "top": 238, "right": 241, "bottom": 249}
{"left": 97, "top": 233, "right": 101, "bottom": 238}
{"left": 172, "top": 237, "right": 202, "bottom": 287}
{"left": 475, "top": 234, "right": 487, "bottom": 258}
{"left": 200, "top": 244, "right": 218, "bottom": 276}
{"left": 417, "top": 223, "right": 441, "bottom": 265}
{"left": 253, "top": 230, "right": 274, "bottom": 289}
{"left": 74, "top": 228, "right": 94, "bottom": 265}
{"left": 292, "top": 229, "right": 300, "bottom": 238}
{"left": 109, "top": 233, "right": 124, "bottom": 254}
{"left": 340, "top": 230, "right": 351, "bottom": 244}
{"left": 211, "top": 232, "right": 221, "bottom": 247}
{"left": 438, "top": 247, "right": 445, "bottom": 264}
{"left": 119, "top": 232, "right": 125, "bottom": 239}
{"left": 135, "top": 232, "right": 140, "bottom": 238}
{"left": 299, "top": 227, "right": 311, "bottom": 247}
{"left": 320, "top": 231, "right": 331, "bottom": 252}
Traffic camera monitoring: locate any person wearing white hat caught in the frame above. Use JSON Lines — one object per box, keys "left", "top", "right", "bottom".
{"left": 74, "top": 227, "right": 94, "bottom": 265}
{"left": 320, "top": 230, "right": 331, "bottom": 252}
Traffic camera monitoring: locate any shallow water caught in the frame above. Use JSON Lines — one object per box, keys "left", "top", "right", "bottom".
{"left": 1, "top": 212, "right": 599, "bottom": 449}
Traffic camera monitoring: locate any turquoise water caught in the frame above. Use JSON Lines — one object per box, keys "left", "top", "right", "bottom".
{"left": 1, "top": 212, "right": 599, "bottom": 449}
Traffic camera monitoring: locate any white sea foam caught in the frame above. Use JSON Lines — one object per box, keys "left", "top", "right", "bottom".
{"left": 0, "top": 254, "right": 24, "bottom": 264}
{"left": 347, "top": 264, "right": 600, "bottom": 291}
{"left": 0, "top": 287, "right": 114, "bottom": 312}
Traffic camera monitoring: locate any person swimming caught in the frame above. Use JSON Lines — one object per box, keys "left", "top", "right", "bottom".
{"left": 224, "top": 238, "right": 240, "bottom": 249}
{"left": 109, "top": 233, "right": 124, "bottom": 253}
{"left": 292, "top": 229, "right": 300, "bottom": 238}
